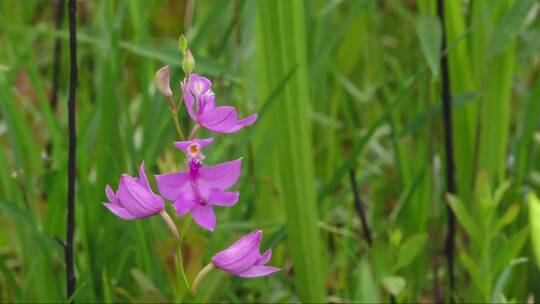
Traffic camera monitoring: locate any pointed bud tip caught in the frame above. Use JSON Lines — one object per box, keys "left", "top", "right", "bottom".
{"left": 178, "top": 34, "right": 188, "bottom": 52}
{"left": 182, "top": 49, "right": 196, "bottom": 75}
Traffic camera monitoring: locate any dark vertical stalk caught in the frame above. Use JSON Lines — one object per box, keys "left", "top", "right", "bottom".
{"left": 66, "top": 0, "right": 77, "bottom": 300}
{"left": 437, "top": 0, "right": 457, "bottom": 301}
{"left": 349, "top": 169, "right": 396, "bottom": 303}
{"left": 50, "top": 0, "right": 65, "bottom": 110}
{"left": 349, "top": 169, "right": 372, "bottom": 246}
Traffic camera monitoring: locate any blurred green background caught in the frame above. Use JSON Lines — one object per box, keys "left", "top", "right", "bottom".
{"left": 1, "top": 0, "right": 540, "bottom": 302}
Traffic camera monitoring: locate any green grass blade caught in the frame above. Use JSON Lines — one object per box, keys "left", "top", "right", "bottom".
{"left": 256, "top": 1, "right": 326, "bottom": 301}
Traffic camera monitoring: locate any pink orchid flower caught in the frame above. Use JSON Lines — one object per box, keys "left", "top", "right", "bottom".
{"left": 103, "top": 163, "right": 165, "bottom": 220}
{"left": 155, "top": 138, "right": 241, "bottom": 231}
{"left": 182, "top": 74, "right": 258, "bottom": 133}
{"left": 212, "top": 230, "right": 280, "bottom": 278}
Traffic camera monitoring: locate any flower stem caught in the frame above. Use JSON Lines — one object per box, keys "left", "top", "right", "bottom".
{"left": 177, "top": 74, "right": 191, "bottom": 110}
{"left": 176, "top": 242, "right": 191, "bottom": 292}
{"left": 188, "top": 124, "right": 200, "bottom": 140}
{"left": 171, "top": 111, "right": 185, "bottom": 140}
{"left": 159, "top": 211, "right": 190, "bottom": 292}
{"left": 159, "top": 210, "right": 179, "bottom": 240}
{"left": 191, "top": 263, "right": 214, "bottom": 295}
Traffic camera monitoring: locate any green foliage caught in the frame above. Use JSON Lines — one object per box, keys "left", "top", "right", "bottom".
{"left": 256, "top": 1, "right": 326, "bottom": 301}
{"left": 449, "top": 175, "right": 529, "bottom": 301}
{"left": 529, "top": 193, "right": 540, "bottom": 269}
{"left": 416, "top": 16, "right": 442, "bottom": 77}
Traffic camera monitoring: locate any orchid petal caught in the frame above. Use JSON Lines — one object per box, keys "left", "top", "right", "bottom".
{"left": 188, "top": 74, "right": 212, "bottom": 96}
{"left": 103, "top": 203, "right": 138, "bottom": 220}
{"left": 257, "top": 249, "right": 272, "bottom": 266}
{"left": 237, "top": 266, "right": 280, "bottom": 278}
{"left": 117, "top": 176, "right": 157, "bottom": 216}
{"left": 181, "top": 82, "right": 198, "bottom": 121}
{"left": 105, "top": 185, "right": 119, "bottom": 205}
{"left": 191, "top": 205, "right": 216, "bottom": 231}
{"left": 174, "top": 196, "right": 195, "bottom": 217}
{"left": 208, "top": 189, "right": 239, "bottom": 206}
{"left": 199, "top": 91, "right": 216, "bottom": 114}
{"left": 155, "top": 172, "right": 190, "bottom": 201}
{"left": 212, "top": 230, "right": 261, "bottom": 273}
{"left": 199, "top": 106, "right": 238, "bottom": 133}
{"left": 174, "top": 138, "right": 214, "bottom": 154}
{"left": 199, "top": 159, "right": 242, "bottom": 191}
{"left": 222, "top": 113, "right": 258, "bottom": 133}
{"left": 136, "top": 162, "right": 152, "bottom": 191}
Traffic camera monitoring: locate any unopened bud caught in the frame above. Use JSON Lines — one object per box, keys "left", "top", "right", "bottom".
{"left": 178, "top": 34, "right": 188, "bottom": 53}
{"left": 154, "top": 65, "right": 173, "bottom": 98}
{"left": 182, "top": 49, "right": 195, "bottom": 75}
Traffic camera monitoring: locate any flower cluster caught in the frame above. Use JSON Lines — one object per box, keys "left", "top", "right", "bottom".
{"left": 103, "top": 37, "right": 278, "bottom": 293}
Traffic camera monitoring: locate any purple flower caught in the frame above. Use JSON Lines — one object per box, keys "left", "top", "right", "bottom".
{"left": 155, "top": 139, "right": 241, "bottom": 231}
{"left": 103, "top": 163, "right": 165, "bottom": 220}
{"left": 212, "top": 230, "right": 280, "bottom": 278}
{"left": 182, "top": 74, "right": 258, "bottom": 133}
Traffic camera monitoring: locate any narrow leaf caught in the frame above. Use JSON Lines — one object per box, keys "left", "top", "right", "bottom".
{"left": 416, "top": 15, "right": 442, "bottom": 76}
{"left": 528, "top": 193, "right": 540, "bottom": 269}
{"left": 489, "top": 0, "right": 535, "bottom": 57}
{"left": 394, "top": 233, "right": 428, "bottom": 270}
{"left": 446, "top": 193, "right": 479, "bottom": 238}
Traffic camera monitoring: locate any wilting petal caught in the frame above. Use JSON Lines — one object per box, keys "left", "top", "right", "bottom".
{"left": 155, "top": 172, "right": 190, "bottom": 201}
{"left": 199, "top": 106, "right": 238, "bottom": 133}
{"left": 208, "top": 188, "right": 239, "bottom": 206}
{"left": 103, "top": 203, "right": 137, "bottom": 220}
{"left": 191, "top": 205, "right": 216, "bottom": 231}
{"left": 188, "top": 74, "right": 212, "bottom": 96}
{"left": 174, "top": 138, "right": 213, "bottom": 155}
{"left": 222, "top": 113, "right": 258, "bottom": 133}
{"left": 257, "top": 249, "right": 272, "bottom": 266}
{"left": 154, "top": 66, "right": 172, "bottom": 98}
{"left": 199, "top": 159, "right": 242, "bottom": 191}
{"left": 237, "top": 266, "right": 280, "bottom": 278}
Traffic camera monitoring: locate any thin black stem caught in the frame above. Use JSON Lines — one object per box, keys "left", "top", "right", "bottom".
{"left": 437, "top": 0, "right": 457, "bottom": 301}
{"left": 349, "top": 169, "right": 372, "bottom": 246}
{"left": 66, "top": 0, "right": 77, "bottom": 300}
{"left": 349, "top": 169, "right": 397, "bottom": 303}
{"left": 51, "top": 0, "right": 64, "bottom": 110}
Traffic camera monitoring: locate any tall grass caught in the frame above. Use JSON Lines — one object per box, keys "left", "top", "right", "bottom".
{"left": 256, "top": 0, "right": 326, "bottom": 301}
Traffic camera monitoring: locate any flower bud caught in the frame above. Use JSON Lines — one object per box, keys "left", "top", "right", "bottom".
{"left": 154, "top": 65, "right": 173, "bottom": 98}
{"left": 178, "top": 34, "right": 188, "bottom": 53}
{"left": 182, "top": 49, "right": 196, "bottom": 75}
{"left": 103, "top": 163, "right": 165, "bottom": 220}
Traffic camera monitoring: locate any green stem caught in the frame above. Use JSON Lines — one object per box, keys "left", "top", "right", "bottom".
{"left": 176, "top": 241, "right": 191, "bottom": 292}
{"left": 177, "top": 74, "right": 191, "bottom": 110}
{"left": 171, "top": 112, "right": 185, "bottom": 140}
{"left": 191, "top": 263, "right": 214, "bottom": 294}
{"left": 169, "top": 74, "right": 192, "bottom": 141}
{"left": 159, "top": 211, "right": 190, "bottom": 292}
{"left": 188, "top": 124, "right": 200, "bottom": 140}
